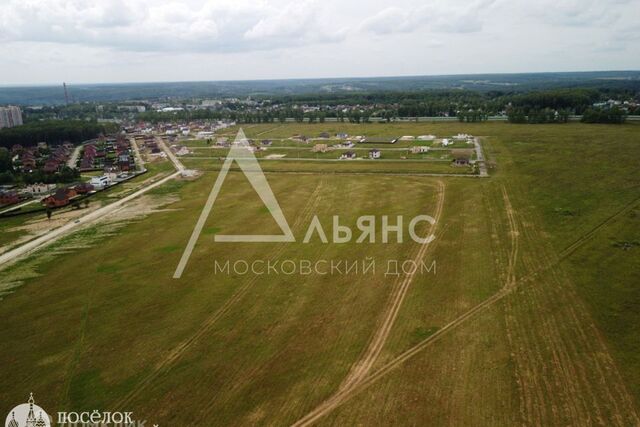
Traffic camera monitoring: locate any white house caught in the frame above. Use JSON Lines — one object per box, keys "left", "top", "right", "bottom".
{"left": 369, "top": 149, "right": 381, "bottom": 159}
{"left": 340, "top": 151, "right": 357, "bottom": 160}
{"left": 410, "top": 146, "right": 429, "bottom": 154}
{"left": 90, "top": 175, "right": 112, "bottom": 189}
{"left": 441, "top": 138, "right": 452, "bottom": 146}
{"left": 197, "top": 131, "right": 215, "bottom": 139}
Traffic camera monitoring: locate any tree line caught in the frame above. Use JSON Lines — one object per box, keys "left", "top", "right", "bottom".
{"left": 0, "top": 120, "right": 117, "bottom": 149}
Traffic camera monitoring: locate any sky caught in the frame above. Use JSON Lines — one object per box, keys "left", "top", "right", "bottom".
{"left": 0, "top": 0, "right": 639, "bottom": 85}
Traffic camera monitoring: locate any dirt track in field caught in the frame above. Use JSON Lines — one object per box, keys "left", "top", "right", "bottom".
{"left": 501, "top": 184, "right": 640, "bottom": 426}
{"left": 111, "top": 179, "right": 325, "bottom": 412}
{"left": 291, "top": 183, "right": 640, "bottom": 426}
{"left": 293, "top": 183, "right": 519, "bottom": 427}
{"left": 339, "top": 180, "right": 445, "bottom": 391}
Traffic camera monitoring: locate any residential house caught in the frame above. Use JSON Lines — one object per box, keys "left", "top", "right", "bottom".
{"left": 25, "top": 183, "right": 56, "bottom": 196}
{"left": 0, "top": 191, "right": 20, "bottom": 206}
{"left": 90, "top": 175, "right": 112, "bottom": 189}
{"left": 74, "top": 183, "right": 95, "bottom": 194}
{"left": 42, "top": 187, "right": 78, "bottom": 208}
{"left": 411, "top": 146, "right": 429, "bottom": 154}
{"left": 340, "top": 151, "right": 357, "bottom": 160}
{"left": 369, "top": 149, "right": 381, "bottom": 159}
{"left": 361, "top": 137, "right": 398, "bottom": 144}
{"left": 451, "top": 149, "right": 473, "bottom": 166}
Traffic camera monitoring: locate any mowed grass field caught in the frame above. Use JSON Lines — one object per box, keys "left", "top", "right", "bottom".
{"left": 0, "top": 122, "right": 639, "bottom": 426}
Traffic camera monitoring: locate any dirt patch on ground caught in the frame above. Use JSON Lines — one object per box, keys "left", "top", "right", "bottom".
{"left": 0, "top": 203, "right": 104, "bottom": 255}
{"left": 0, "top": 193, "right": 180, "bottom": 300}
{"left": 104, "top": 194, "right": 181, "bottom": 224}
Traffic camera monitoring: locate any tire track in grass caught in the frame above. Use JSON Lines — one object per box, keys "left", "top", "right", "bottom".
{"left": 292, "top": 189, "right": 640, "bottom": 425}
{"left": 502, "top": 184, "right": 639, "bottom": 426}
{"left": 339, "top": 180, "right": 446, "bottom": 392}
{"left": 112, "top": 179, "right": 325, "bottom": 412}
{"left": 292, "top": 183, "right": 517, "bottom": 427}
{"left": 292, "top": 180, "right": 447, "bottom": 427}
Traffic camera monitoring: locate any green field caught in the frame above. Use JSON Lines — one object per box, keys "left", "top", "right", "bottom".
{"left": 0, "top": 122, "right": 639, "bottom": 426}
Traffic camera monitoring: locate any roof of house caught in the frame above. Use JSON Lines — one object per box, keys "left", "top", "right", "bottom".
{"left": 361, "top": 137, "right": 398, "bottom": 144}
{"left": 451, "top": 149, "right": 473, "bottom": 159}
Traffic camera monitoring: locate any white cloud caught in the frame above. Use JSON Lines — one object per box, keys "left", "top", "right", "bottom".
{"left": 358, "top": 0, "right": 494, "bottom": 36}
{"left": 0, "top": 0, "right": 348, "bottom": 53}
{"left": 0, "top": 0, "right": 638, "bottom": 84}
{"left": 526, "top": 0, "right": 633, "bottom": 27}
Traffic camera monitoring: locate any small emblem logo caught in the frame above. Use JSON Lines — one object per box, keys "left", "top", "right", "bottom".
{"left": 4, "top": 393, "right": 51, "bottom": 427}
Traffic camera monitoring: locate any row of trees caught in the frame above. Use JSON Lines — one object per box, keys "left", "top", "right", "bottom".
{"left": 458, "top": 110, "right": 489, "bottom": 122}
{"left": 0, "top": 120, "right": 117, "bottom": 148}
{"left": 506, "top": 106, "right": 628, "bottom": 124}
{"left": 507, "top": 108, "right": 571, "bottom": 124}
{"left": 581, "top": 106, "right": 627, "bottom": 124}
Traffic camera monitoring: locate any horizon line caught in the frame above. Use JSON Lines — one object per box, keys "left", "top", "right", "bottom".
{"left": 1, "top": 69, "right": 639, "bottom": 89}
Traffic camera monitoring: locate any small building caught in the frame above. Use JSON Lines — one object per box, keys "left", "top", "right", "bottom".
{"left": 361, "top": 137, "right": 398, "bottom": 144}
{"left": 340, "top": 151, "right": 357, "bottom": 160}
{"left": 441, "top": 138, "right": 452, "bottom": 147}
{"left": 90, "top": 175, "right": 112, "bottom": 189}
{"left": 418, "top": 135, "right": 436, "bottom": 141}
{"left": 74, "top": 183, "right": 95, "bottom": 194}
{"left": 313, "top": 144, "right": 329, "bottom": 153}
{"left": 411, "top": 146, "right": 429, "bottom": 154}
{"left": 43, "top": 160, "right": 61, "bottom": 173}
{"left": 336, "top": 133, "right": 349, "bottom": 139}
{"left": 25, "top": 183, "right": 56, "bottom": 196}
{"left": 369, "top": 149, "right": 381, "bottom": 159}
{"left": 0, "top": 191, "right": 20, "bottom": 206}
{"left": 42, "top": 187, "right": 77, "bottom": 208}
{"left": 451, "top": 149, "right": 473, "bottom": 166}
{"left": 399, "top": 136, "right": 415, "bottom": 141}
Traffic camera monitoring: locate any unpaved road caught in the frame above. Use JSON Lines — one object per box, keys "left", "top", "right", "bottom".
{"left": 130, "top": 137, "right": 146, "bottom": 171}
{"left": 340, "top": 180, "right": 445, "bottom": 391}
{"left": 293, "top": 185, "right": 640, "bottom": 426}
{"left": 0, "top": 171, "right": 180, "bottom": 270}
{"left": 292, "top": 184, "right": 518, "bottom": 427}
{"left": 0, "top": 134, "right": 186, "bottom": 270}
{"left": 157, "top": 137, "right": 186, "bottom": 172}
{"left": 67, "top": 145, "right": 82, "bottom": 168}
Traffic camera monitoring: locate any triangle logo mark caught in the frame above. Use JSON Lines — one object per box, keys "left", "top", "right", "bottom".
{"left": 173, "top": 128, "right": 294, "bottom": 278}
